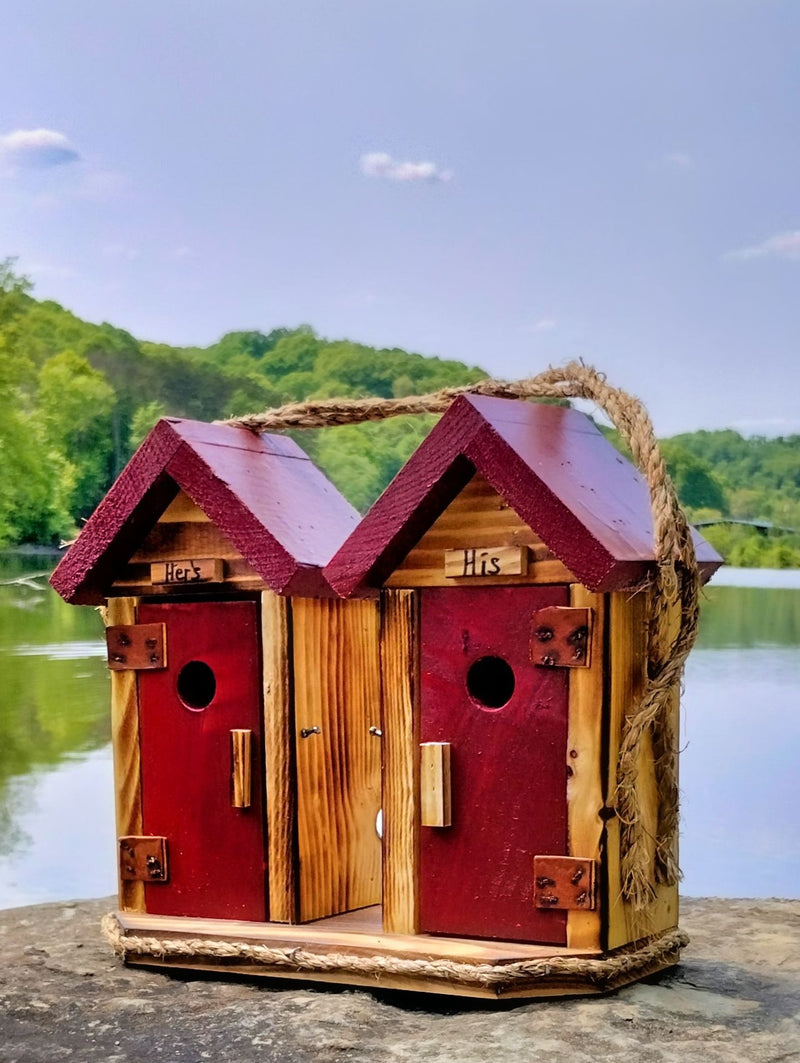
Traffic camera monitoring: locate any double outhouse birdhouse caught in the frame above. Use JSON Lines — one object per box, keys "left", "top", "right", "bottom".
{"left": 52, "top": 396, "right": 721, "bottom": 999}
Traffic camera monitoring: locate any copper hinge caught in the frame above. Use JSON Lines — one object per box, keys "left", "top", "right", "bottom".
{"left": 119, "top": 836, "right": 169, "bottom": 883}
{"left": 106, "top": 623, "right": 167, "bottom": 670}
{"left": 533, "top": 855, "right": 596, "bottom": 910}
{"left": 531, "top": 607, "right": 592, "bottom": 668}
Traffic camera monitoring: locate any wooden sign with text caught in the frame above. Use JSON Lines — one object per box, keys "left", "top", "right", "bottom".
{"left": 444, "top": 546, "right": 528, "bottom": 579}
{"left": 150, "top": 558, "right": 224, "bottom": 586}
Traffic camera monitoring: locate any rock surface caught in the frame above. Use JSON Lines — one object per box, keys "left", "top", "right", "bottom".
{"left": 1, "top": 897, "right": 798, "bottom": 1062}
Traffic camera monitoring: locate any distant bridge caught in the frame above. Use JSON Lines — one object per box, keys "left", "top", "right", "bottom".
{"left": 693, "top": 518, "right": 799, "bottom": 535}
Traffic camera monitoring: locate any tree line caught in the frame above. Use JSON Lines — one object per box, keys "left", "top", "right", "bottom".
{"left": 1, "top": 259, "right": 798, "bottom": 567}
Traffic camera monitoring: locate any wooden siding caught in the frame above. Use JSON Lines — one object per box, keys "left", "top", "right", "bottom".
{"left": 605, "top": 588, "right": 679, "bottom": 948}
{"left": 566, "top": 585, "right": 605, "bottom": 951}
{"left": 379, "top": 589, "right": 421, "bottom": 935}
{"left": 385, "top": 473, "right": 576, "bottom": 588}
{"left": 261, "top": 591, "right": 297, "bottom": 923}
{"left": 107, "top": 596, "right": 145, "bottom": 912}
{"left": 110, "top": 490, "right": 266, "bottom": 596}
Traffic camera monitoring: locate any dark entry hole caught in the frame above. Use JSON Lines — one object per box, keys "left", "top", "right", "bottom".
{"left": 177, "top": 660, "right": 216, "bottom": 710}
{"left": 466, "top": 656, "right": 515, "bottom": 709}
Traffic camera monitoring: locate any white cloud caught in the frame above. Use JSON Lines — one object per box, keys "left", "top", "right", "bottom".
{"left": 725, "top": 229, "right": 800, "bottom": 262}
{"left": 0, "top": 128, "right": 80, "bottom": 170}
{"left": 169, "top": 245, "right": 192, "bottom": 260}
{"left": 664, "top": 150, "right": 693, "bottom": 170}
{"left": 532, "top": 318, "right": 556, "bottom": 332}
{"left": 360, "top": 152, "right": 452, "bottom": 183}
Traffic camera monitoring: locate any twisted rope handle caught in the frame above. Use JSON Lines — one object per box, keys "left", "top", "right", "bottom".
{"left": 223, "top": 359, "right": 700, "bottom": 906}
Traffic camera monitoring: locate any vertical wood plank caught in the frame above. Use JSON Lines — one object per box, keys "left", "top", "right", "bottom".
{"left": 106, "top": 596, "right": 144, "bottom": 912}
{"left": 380, "top": 589, "right": 420, "bottom": 935}
{"left": 230, "top": 729, "right": 253, "bottom": 809}
{"left": 293, "top": 598, "right": 382, "bottom": 922}
{"left": 606, "top": 589, "right": 678, "bottom": 949}
{"left": 262, "top": 591, "right": 296, "bottom": 923}
{"left": 419, "top": 743, "right": 452, "bottom": 827}
{"left": 566, "top": 585, "right": 605, "bottom": 951}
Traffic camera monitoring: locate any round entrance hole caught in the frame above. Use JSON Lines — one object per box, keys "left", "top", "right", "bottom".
{"left": 466, "top": 655, "right": 515, "bottom": 709}
{"left": 177, "top": 660, "right": 216, "bottom": 710}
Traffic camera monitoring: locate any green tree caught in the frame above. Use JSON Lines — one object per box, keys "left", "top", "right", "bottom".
{"left": 38, "top": 350, "right": 116, "bottom": 518}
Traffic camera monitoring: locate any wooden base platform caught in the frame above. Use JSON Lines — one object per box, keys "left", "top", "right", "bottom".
{"left": 104, "top": 906, "right": 688, "bottom": 999}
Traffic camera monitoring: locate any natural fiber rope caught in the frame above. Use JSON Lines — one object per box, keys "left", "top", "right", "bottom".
{"left": 221, "top": 360, "right": 700, "bottom": 908}
{"left": 101, "top": 913, "right": 688, "bottom": 991}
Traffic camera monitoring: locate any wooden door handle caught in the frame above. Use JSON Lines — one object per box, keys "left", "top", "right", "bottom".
{"left": 231, "top": 729, "right": 252, "bottom": 808}
{"left": 420, "top": 742, "right": 452, "bottom": 827}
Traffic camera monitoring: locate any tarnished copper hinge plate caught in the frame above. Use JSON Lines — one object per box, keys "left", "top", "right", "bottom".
{"left": 106, "top": 623, "right": 167, "bottom": 671}
{"left": 530, "top": 607, "right": 592, "bottom": 668}
{"left": 119, "top": 836, "right": 169, "bottom": 883}
{"left": 533, "top": 855, "right": 596, "bottom": 910}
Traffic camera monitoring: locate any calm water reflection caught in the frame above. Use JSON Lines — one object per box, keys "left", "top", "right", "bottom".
{"left": 0, "top": 558, "right": 798, "bottom": 907}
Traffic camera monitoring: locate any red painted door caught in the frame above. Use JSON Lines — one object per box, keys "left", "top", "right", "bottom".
{"left": 138, "top": 600, "right": 267, "bottom": 920}
{"left": 419, "top": 585, "right": 569, "bottom": 944}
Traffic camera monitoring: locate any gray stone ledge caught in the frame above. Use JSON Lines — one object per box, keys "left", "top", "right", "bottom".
{"left": 1, "top": 897, "right": 798, "bottom": 1062}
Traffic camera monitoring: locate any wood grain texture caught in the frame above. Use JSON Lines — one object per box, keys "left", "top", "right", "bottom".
{"left": 385, "top": 474, "right": 575, "bottom": 588}
{"left": 419, "top": 585, "right": 569, "bottom": 945}
{"left": 150, "top": 557, "right": 225, "bottom": 586}
{"left": 325, "top": 395, "right": 723, "bottom": 598}
{"left": 106, "top": 596, "right": 144, "bottom": 912}
{"left": 444, "top": 544, "right": 528, "bottom": 578}
{"left": 380, "top": 589, "right": 421, "bottom": 935}
{"left": 138, "top": 600, "right": 267, "bottom": 921}
{"left": 261, "top": 591, "right": 296, "bottom": 923}
{"left": 116, "top": 905, "right": 600, "bottom": 962}
{"left": 112, "top": 908, "right": 682, "bottom": 1000}
{"left": 292, "top": 598, "right": 382, "bottom": 922}
{"left": 566, "top": 584, "right": 606, "bottom": 949}
{"left": 605, "top": 589, "right": 678, "bottom": 949}
{"left": 230, "top": 729, "right": 253, "bottom": 809}
{"left": 419, "top": 743, "right": 452, "bottom": 827}
{"left": 51, "top": 417, "right": 359, "bottom": 604}
{"left": 113, "top": 496, "right": 263, "bottom": 594}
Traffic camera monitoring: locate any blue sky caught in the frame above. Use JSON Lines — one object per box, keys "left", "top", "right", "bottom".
{"left": 1, "top": 1, "right": 798, "bottom": 436}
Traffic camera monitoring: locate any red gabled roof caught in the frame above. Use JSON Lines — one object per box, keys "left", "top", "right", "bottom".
{"left": 325, "top": 394, "right": 723, "bottom": 596}
{"left": 51, "top": 417, "right": 361, "bottom": 604}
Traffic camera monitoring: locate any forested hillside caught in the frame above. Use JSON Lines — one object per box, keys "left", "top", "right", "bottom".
{"left": 0, "top": 260, "right": 483, "bottom": 543}
{"left": 1, "top": 259, "right": 798, "bottom": 566}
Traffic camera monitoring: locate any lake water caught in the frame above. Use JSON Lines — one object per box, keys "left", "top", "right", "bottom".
{"left": 0, "top": 558, "right": 798, "bottom": 908}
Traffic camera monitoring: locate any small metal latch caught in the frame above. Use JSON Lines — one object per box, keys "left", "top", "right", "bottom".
{"left": 369, "top": 726, "right": 382, "bottom": 737}
{"left": 300, "top": 726, "right": 321, "bottom": 739}
{"left": 533, "top": 855, "right": 596, "bottom": 910}
{"left": 530, "top": 607, "right": 592, "bottom": 668}
{"left": 106, "top": 623, "right": 167, "bottom": 671}
{"left": 119, "top": 836, "right": 169, "bottom": 883}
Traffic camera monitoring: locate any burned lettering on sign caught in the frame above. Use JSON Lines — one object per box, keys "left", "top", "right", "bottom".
{"left": 444, "top": 546, "right": 528, "bottom": 579}
{"left": 150, "top": 557, "right": 224, "bottom": 586}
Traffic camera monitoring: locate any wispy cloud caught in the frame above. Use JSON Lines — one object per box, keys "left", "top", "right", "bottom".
{"left": 0, "top": 128, "right": 81, "bottom": 170}
{"left": 360, "top": 152, "right": 453, "bottom": 183}
{"left": 724, "top": 229, "right": 800, "bottom": 262}
{"left": 532, "top": 317, "right": 556, "bottom": 332}
{"left": 664, "top": 150, "right": 693, "bottom": 171}
{"left": 168, "top": 245, "right": 192, "bottom": 261}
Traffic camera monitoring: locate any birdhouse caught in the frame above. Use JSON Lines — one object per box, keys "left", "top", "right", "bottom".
{"left": 323, "top": 395, "right": 722, "bottom": 994}
{"left": 51, "top": 417, "right": 383, "bottom": 930}
{"left": 52, "top": 397, "right": 722, "bottom": 999}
